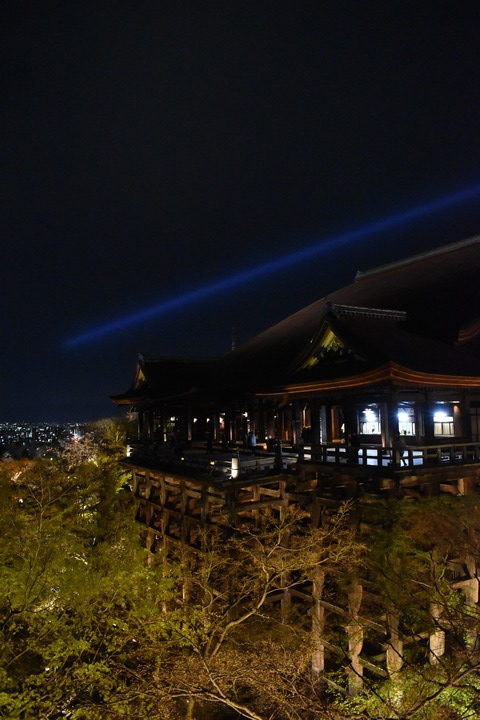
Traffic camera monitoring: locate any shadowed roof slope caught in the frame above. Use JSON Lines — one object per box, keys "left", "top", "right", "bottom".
{"left": 113, "top": 236, "right": 480, "bottom": 404}
{"left": 229, "top": 235, "right": 480, "bottom": 373}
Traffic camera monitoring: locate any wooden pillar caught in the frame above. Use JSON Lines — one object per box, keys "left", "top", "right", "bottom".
{"left": 423, "top": 393, "right": 435, "bottom": 444}
{"left": 182, "top": 574, "right": 193, "bottom": 603}
{"left": 319, "top": 404, "right": 327, "bottom": 444}
{"left": 384, "top": 395, "right": 399, "bottom": 448}
{"left": 145, "top": 502, "right": 153, "bottom": 527}
{"left": 324, "top": 403, "right": 333, "bottom": 443}
{"left": 464, "top": 395, "right": 474, "bottom": 441}
{"left": 210, "top": 412, "right": 218, "bottom": 442}
{"left": 252, "top": 400, "right": 262, "bottom": 443}
{"left": 279, "top": 503, "right": 291, "bottom": 620}
{"left": 386, "top": 607, "right": 403, "bottom": 676}
{"left": 266, "top": 402, "right": 276, "bottom": 440}
{"left": 413, "top": 399, "right": 423, "bottom": 440}
{"left": 155, "top": 408, "right": 166, "bottom": 443}
{"left": 464, "top": 552, "right": 479, "bottom": 650}
{"left": 454, "top": 399, "right": 464, "bottom": 438}
{"left": 311, "top": 568, "right": 326, "bottom": 676}
{"left": 224, "top": 411, "right": 234, "bottom": 445}
{"left": 250, "top": 484, "right": 260, "bottom": 525}
{"left": 429, "top": 603, "right": 445, "bottom": 664}
{"left": 161, "top": 512, "right": 168, "bottom": 556}
{"left": 145, "top": 527, "right": 155, "bottom": 565}
{"left": 186, "top": 405, "right": 193, "bottom": 445}
{"left": 180, "top": 480, "right": 187, "bottom": 544}
{"left": 138, "top": 409, "right": 145, "bottom": 438}
{"left": 132, "top": 469, "right": 139, "bottom": 495}
{"left": 330, "top": 405, "right": 344, "bottom": 442}
{"left": 343, "top": 402, "right": 357, "bottom": 442}
{"left": 345, "top": 581, "right": 364, "bottom": 696}
{"left": 310, "top": 400, "right": 321, "bottom": 446}
{"left": 231, "top": 411, "right": 238, "bottom": 443}
{"left": 458, "top": 476, "right": 476, "bottom": 495}
{"left": 145, "top": 471, "right": 152, "bottom": 501}
{"left": 255, "top": 401, "right": 263, "bottom": 442}
{"left": 160, "top": 474, "right": 167, "bottom": 506}
{"left": 292, "top": 401, "right": 303, "bottom": 446}
{"left": 278, "top": 407, "right": 288, "bottom": 441}
{"left": 147, "top": 409, "right": 155, "bottom": 439}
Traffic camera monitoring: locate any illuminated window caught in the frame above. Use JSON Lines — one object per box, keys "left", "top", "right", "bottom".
{"left": 358, "top": 404, "right": 381, "bottom": 435}
{"left": 397, "top": 405, "right": 416, "bottom": 436}
{"left": 433, "top": 406, "right": 454, "bottom": 437}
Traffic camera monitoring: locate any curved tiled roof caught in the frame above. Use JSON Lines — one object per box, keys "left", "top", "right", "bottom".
{"left": 227, "top": 235, "right": 480, "bottom": 374}
{"left": 113, "top": 236, "right": 480, "bottom": 404}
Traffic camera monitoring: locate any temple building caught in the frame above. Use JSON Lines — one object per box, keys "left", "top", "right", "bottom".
{"left": 112, "top": 235, "right": 480, "bottom": 694}
{"left": 113, "top": 235, "right": 480, "bottom": 483}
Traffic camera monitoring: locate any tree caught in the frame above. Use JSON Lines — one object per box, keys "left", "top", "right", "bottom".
{"left": 0, "top": 450, "right": 365, "bottom": 720}
{"left": 114, "top": 504, "right": 365, "bottom": 720}
{"left": 0, "top": 438, "right": 173, "bottom": 719}
{"left": 2, "top": 436, "right": 478, "bottom": 720}
{"left": 333, "top": 495, "right": 480, "bottom": 720}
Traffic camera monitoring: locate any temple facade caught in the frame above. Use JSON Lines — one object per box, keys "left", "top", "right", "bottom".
{"left": 113, "top": 236, "right": 480, "bottom": 485}
{"left": 113, "top": 235, "right": 480, "bottom": 694}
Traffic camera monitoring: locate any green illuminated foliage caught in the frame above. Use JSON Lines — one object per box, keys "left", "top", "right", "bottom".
{"left": 1, "top": 438, "right": 479, "bottom": 720}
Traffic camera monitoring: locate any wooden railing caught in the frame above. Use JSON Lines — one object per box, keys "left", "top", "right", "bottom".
{"left": 305, "top": 442, "right": 480, "bottom": 469}
{"left": 127, "top": 438, "right": 480, "bottom": 474}
{"left": 126, "top": 440, "right": 296, "bottom": 478}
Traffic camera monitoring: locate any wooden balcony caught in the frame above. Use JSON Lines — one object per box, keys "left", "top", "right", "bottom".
{"left": 125, "top": 439, "right": 297, "bottom": 480}
{"left": 304, "top": 441, "right": 480, "bottom": 470}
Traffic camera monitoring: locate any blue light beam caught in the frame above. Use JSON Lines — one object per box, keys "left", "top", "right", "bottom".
{"left": 65, "top": 183, "right": 480, "bottom": 347}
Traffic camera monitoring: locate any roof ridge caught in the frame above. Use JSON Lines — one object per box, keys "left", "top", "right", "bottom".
{"left": 329, "top": 303, "right": 406, "bottom": 320}
{"left": 355, "top": 234, "right": 480, "bottom": 281}
{"left": 140, "top": 354, "right": 218, "bottom": 364}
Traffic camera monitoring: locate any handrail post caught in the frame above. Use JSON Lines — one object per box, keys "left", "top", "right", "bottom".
{"left": 392, "top": 448, "right": 398, "bottom": 470}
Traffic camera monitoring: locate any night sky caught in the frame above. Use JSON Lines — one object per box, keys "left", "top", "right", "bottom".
{"left": 3, "top": 2, "right": 480, "bottom": 422}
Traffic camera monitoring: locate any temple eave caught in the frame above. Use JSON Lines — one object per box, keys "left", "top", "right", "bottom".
{"left": 257, "top": 361, "right": 480, "bottom": 397}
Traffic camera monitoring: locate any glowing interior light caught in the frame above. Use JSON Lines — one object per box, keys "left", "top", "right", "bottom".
{"left": 397, "top": 410, "right": 409, "bottom": 422}
{"left": 243, "top": 412, "right": 248, "bottom": 418}
{"left": 170, "top": 416, "right": 175, "bottom": 421}
{"left": 434, "top": 411, "right": 447, "bottom": 421}
{"left": 363, "top": 408, "right": 376, "bottom": 419}
{"left": 64, "top": 183, "right": 480, "bottom": 346}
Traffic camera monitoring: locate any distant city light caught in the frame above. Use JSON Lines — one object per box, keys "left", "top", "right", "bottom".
{"left": 0, "top": 422, "right": 85, "bottom": 460}
{"left": 64, "top": 182, "right": 480, "bottom": 347}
